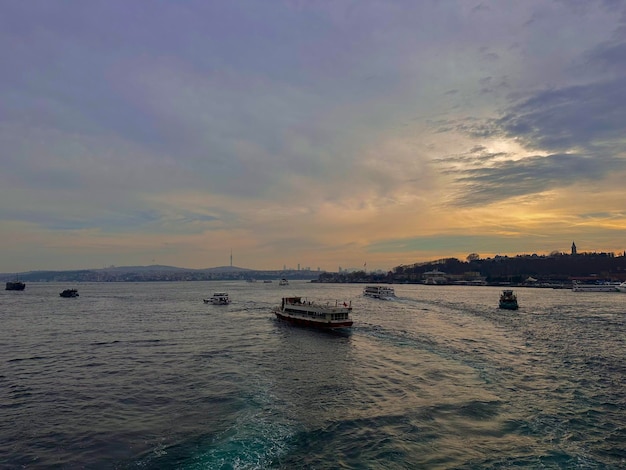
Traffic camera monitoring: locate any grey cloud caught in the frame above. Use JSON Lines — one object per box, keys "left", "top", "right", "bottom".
{"left": 495, "top": 78, "right": 626, "bottom": 152}
{"left": 449, "top": 152, "right": 626, "bottom": 206}
{"left": 479, "top": 47, "right": 500, "bottom": 62}
{"left": 478, "top": 39, "right": 626, "bottom": 153}
{"left": 0, "top": 207, "right": 162, "bottom": 232}
{"left": 584, "top": 40, "right": 626, "bottom": 74}
{"left": 0, "top": 203, "right": 219, "bottom": 233}
{"left": 478, "top": 75, "right": 510, "bottom": 95}
{"left": 447, "top": 50, "right": 626, "bottom": 153}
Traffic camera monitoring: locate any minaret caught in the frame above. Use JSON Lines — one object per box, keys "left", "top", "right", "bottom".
{"left": 571, "top": 241, "right": 577, "bottom": 255}
{"left": 230, "top": 249, "right": 233, "bottom": 267}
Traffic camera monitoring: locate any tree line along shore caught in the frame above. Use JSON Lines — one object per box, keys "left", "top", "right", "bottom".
{"left": 319, "top": 251, "right": 626, "bottom": 287}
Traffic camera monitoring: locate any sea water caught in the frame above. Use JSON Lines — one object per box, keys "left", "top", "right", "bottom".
{"left": 1, "top": 281, "right": 624, "bottom": 469}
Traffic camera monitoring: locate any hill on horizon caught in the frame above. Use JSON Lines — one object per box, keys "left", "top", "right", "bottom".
{"left": 1, "top": 264, "right": 260, "bottom": 278}
{"left": 93, "top": 264, "right": 252, "bottom": 273}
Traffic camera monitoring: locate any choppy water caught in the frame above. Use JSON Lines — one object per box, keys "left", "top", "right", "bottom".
{"left": 1, "top": 281, "right": 624, "bottom": 469}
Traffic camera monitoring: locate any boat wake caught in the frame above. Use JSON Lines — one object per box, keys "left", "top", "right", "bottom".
{"left": 134, "top": 379, "right": 297, "bottom": 470}
{"left": 182, "top": 414, "right": 294, "bottom": 469}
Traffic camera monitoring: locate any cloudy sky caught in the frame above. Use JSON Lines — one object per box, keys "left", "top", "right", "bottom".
{"left": 1, "top": 0, "right": 625, "bottom": 273}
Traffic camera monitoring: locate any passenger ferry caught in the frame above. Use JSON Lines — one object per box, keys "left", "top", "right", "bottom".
{"left": 203, "top": 292, "right": 231, "bottom": 305}
{"left": 5, "top": 274, "right": 25, "bottom": 291}
{"left": 6, "top": 281, "right": 25, "bottom": 291}
{"left": 572, "top": 281, "right": 619, "bottom": 292}
{"left": 363, "top": 285, "right": 395, "bottom": 300}
{"left": 273, "top": 296, "right": 353, "bottom": 329}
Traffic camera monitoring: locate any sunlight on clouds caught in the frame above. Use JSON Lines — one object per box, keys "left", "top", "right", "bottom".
{"left": 482, "top": 138, "right": 548, "bottom": 162}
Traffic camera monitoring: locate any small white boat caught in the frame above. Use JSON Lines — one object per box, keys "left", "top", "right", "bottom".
{"left": 203, "top": 292, "right": 231, "bottom": 305}
{"left": 279, "top": 278, "right": 289, "bottom": 286}
{"left": 617, "top": 281, "right": 626, "bottom": 293}
{"left": 572, "top": 281, "right": 618, "bottom": 292}
{"left": 273, "top": 296, "right": 353, "bottom": 329}
{"left": 363, "top": 285, "right": 395, "bottom": 300}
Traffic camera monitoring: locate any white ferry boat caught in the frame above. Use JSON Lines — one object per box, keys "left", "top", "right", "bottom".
{"left": 273, "top": 296, "right": 353, "bottom": 329}
{"left": 363, "top": 285, "right": 395, "bottom": 300}
{"left": 203, "top": 292, "right": 231, "bottom": 305}
{"left": 572, "top": 281, "right": 618, "bottom": 292}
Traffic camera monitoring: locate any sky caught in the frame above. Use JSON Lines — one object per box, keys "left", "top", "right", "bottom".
{"left": 1, "top": 0, "right": 626, "bottom": 273}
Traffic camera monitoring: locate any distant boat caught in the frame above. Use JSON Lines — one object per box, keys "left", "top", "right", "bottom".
{"left": 6, "top": 274, "right": 25, "bottom": 291}
{"left": 499, "top": 290, "right": 518, "bottom": 310}
{"left": 616, "top": 281, "right": 626, "bottom": 293}
{"left": 60, "top": 289, "right": 79, "bottom": 298}
{"left": 203, "top": 292, "right": 231, "bottom": 305}
{"left": 279, "top": 278, "right": 289, "bottom": 286}
{"left": 363, "top": 285, "right": 395, "bottom": 300}
{"left": 572, "top": 281, "right": 618, "bottom": 292}
{"left": 273, "top": 296, "right": 353, "bottom": 329}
